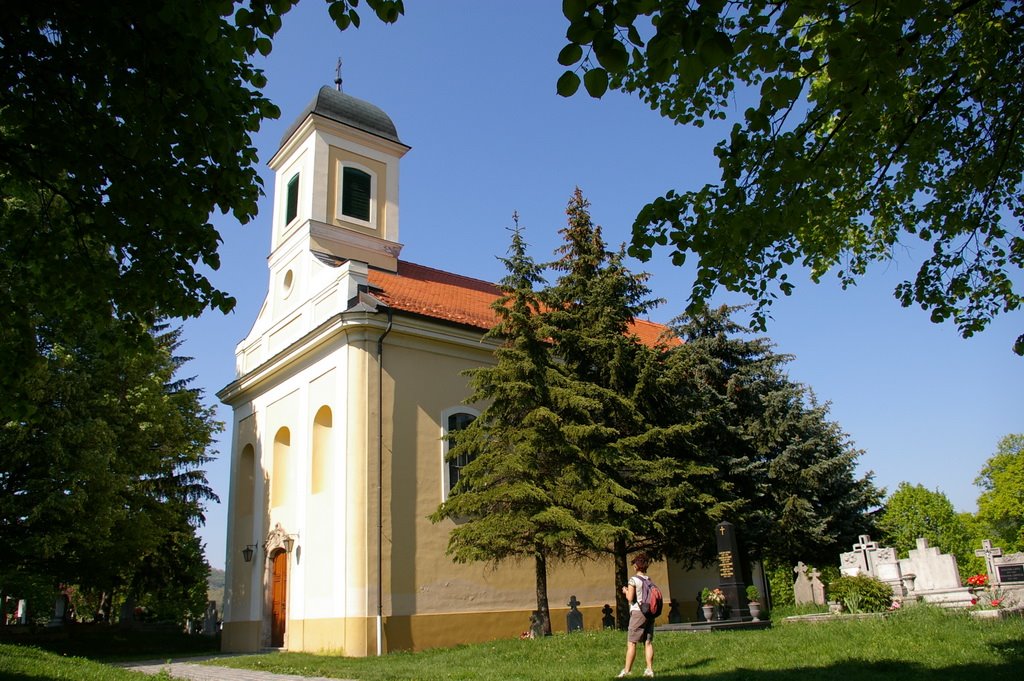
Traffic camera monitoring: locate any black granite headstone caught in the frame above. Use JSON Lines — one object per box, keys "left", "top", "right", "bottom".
{"left": 998, "top": 564, "right": 1024, "bottom": 583}
{"left": 715, "top": 521, "right": 745, "bottom": 619}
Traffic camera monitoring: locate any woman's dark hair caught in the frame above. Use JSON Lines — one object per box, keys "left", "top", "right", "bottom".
{"left": 631, "top": 552, "right": 650, "bottom": 571}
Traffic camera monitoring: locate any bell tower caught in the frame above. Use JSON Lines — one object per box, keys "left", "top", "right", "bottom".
{"left": 268, "top": 85, "right": 409, "bottom": 271}
{"left": 231, "top": 87, "right": 409, "bottom": 377}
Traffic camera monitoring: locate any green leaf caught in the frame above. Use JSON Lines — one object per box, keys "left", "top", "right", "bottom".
{"left": 562, "top": 0, "right": 589, "bottom": 21}
{"left": 557, "top": 70, "right": 581, "bottom": 97}
{"left": 697, "top": 31, "right": 734, "bottom": 69}
{"left": 594, "top": 36, "right": 629, "bottom": 72}
{"left": 558, "top": 43, "right": 584, "bottom": 66}
{"left": 584, "top": 67, "right": 609, "bottom": 98}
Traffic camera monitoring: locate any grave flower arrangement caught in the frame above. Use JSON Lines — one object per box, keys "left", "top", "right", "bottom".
{"left": 701, "top": 588, "right": 726, "bottom": 606}
{"left": 966, "top": 574, "right": 1003, "bottom": 609}
{"left": 966, "top": 574, "right": 989, "bottom": 589}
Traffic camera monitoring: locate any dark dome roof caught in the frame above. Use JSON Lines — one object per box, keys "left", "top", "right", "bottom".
{"left": 279, "top": 86, "right": 405, "bottom": 148}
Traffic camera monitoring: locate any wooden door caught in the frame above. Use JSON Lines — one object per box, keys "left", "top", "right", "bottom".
{"left": 270, "top": 550, "right": 288, "bottom": 647}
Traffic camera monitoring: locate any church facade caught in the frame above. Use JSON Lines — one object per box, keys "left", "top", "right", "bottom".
{"left": 217, "top": 87, "right": 709, "bottom": 656}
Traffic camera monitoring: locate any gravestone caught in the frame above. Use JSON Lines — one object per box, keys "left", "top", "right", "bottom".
{"left": 794, "top": 562, "right": 827, "bottom": 605}
{"left": 602, "top": 603, "right": 615, "bottom": 629}
{"left": 900, "top": 538, "right": 961, "bottom": 591}
{"left": 203, "top": 600, "right": 219, "bottom": 637}
{"left": 874, "top": 547, "right": 905, "bottom": 593}
{"left": 566, "top": 595, "right": 583, "bottom": 632}
{"left": 667, "top": 598, "right": 682, "bottom": 624}
{"left": 840, "top": 535, "right": 879, "bottom": 576}
{"left": 977, "top": 539, "right": 1024, "bottom": 585}
{"left": 810, "top": 568, "right": 826, "bottom": 605}
{"left": 715, "top": 521, "right": 746, "bottom": 619}
{"left": 47, "top": 594, "right": 68, "bottom": 628}
{"left": 793, "top": 562, "right": 815, "bottom": 605}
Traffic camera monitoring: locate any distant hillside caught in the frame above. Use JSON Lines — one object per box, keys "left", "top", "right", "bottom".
{"left": 207, "top": 567, "right": 225, "bottom": 613}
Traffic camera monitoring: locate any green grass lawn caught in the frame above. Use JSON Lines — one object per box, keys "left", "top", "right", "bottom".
{"left": 1, "top": 606, "right": 1022, "bottom": 680}
{"left": 206, "top": 606, "right": 1024, "bottom": 680}
{"left": 0, "top": 644, "right": 166, "bottom": 680}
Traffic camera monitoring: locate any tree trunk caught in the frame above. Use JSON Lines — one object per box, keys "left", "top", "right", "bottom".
{"left": 614, "top": 536, "right": 630, "bottom": 630}
{"left": 534, "top": 550, "right": 551, "bottom": 636}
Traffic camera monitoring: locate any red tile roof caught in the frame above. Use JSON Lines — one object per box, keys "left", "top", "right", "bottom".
{"left": 368, "top": 261, "right": 676, "bottom": 347}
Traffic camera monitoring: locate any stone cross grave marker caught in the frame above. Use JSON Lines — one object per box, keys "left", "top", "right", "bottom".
{"left": 810, "top": 568, "right": 826, "bottom": 605}
{"left": 566, "top": 595, "right": 583, "bottom": 632}
{"left": 975, "top": 539, "right": 1003, "bottom": 579}
{"left": 602, "top": 603, "right": 615, "bottom": 629}
{"left": 977, "top": 539, "right": 1024, "bottom": 585}
{"left": 793, "top": 562, "right": 814, "bottom": 605}
{"left": 840, "top": 535, "right": 879, "bottom": 576}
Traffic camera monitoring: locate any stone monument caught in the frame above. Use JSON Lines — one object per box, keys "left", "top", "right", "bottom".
{"left": 566, "top": 595, "right": 583, "bottom": 632}
{"left": 715, "top": 521, "right": 747, "bottom": 619}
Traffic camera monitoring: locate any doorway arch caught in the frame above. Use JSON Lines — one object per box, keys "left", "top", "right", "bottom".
{"left": 270, "top": 549, "right": 288, "bottom": 647}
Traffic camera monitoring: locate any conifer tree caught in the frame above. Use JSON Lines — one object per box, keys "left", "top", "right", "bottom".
{"left": 667, "top": 306, "right": 881, "bottom": 568}
{"left": 543, "top": 188, "right": 720, "bottom": 625}
{"left": 431, "top": 216, "right": 617, "bottom": 636}
{"left": 0, "top": 317, "right": 219, "bottom": 622}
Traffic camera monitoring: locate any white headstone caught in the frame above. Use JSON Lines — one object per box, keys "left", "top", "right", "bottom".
{"left": 898, "top": 538, "right": 961, "bottom": 591}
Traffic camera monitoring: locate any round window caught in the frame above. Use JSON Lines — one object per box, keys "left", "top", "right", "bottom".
{"left": 282, "top": 269, "right": 294, "bottom": 297}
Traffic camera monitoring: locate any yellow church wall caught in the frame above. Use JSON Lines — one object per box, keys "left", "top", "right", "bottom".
{"left": 372, "top": 324, "right": 677, "bottom": 652}
{"left": 383, "top": 604, "right": 620, "bottom": 652}
{"left": 225, "top": 414, "right": 259, "bottom": 624}
{"left": 221, "top": 620, "right": 261, "bottom": 653}
{"left": 326, "top": 146, "right": 388, "bottom": 237}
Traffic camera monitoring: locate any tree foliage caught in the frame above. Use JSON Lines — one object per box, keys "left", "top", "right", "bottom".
{"left": 0, "top": 319, "right": 220, "bottom": 621}
{"left": 975, "top": 433, "right": 1024, "bottom": 551}
{"left": 431, "top": 216, "right": 620, "bottom": 636}
{"left": 543, "top": 189, "right": 730, "bottom": 625}
{"left": 667, "top": 305, "right": 881, "bottom": 568}
{"left": 557, "top": 0, "right": 1024, "bottom": 354}
{"left": 0, "top": 0, "right": 405, "bottom": 422}
{"left": 434, "top": 195, "right": 880, "bottom": 628}
{"left": 877, "top": 482, "right": 981, "bottom": 579}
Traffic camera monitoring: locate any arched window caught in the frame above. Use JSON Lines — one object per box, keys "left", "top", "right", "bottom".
{"left": 271, "top": 427, "right": 291, "bottom": 508}
{"left": 441, "top": 409, "right": 477, "bottom": 501}
{"left": 311, "top": 406, "right": 332, "bottom": 495}
{"left": 238, "top": 444, "right": 255, "bottom": 517}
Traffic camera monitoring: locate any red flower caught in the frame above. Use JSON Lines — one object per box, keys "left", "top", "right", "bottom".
{"left": 966, "top": 574, "right": 989, "bottom": 587}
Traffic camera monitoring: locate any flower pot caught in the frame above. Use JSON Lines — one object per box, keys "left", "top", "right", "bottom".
{"left": 748, "top": 602, "right": 761, "bottom": 621}
{"left": 701, "top": 604, "right": 714, "bottom": 621}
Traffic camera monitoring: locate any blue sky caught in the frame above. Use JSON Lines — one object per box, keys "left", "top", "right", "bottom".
{"left": 184, "top": 2, "right": 1022, "bottom": 569}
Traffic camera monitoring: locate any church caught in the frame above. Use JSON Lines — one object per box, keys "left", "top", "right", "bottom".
{"left": 217, "top": 85, "right": 710, "bottom": 656}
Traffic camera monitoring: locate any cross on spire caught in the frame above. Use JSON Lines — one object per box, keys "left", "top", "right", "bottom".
{"left": 335, "top": 57, "right": 343, "bottom": 92}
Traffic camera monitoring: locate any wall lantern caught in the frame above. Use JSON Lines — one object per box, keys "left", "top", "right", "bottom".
{"left": 242, "top": 544, "right": 258, "bottom": 562}
{"left": 283, "top": 535, "right": 296, "bottom": 554}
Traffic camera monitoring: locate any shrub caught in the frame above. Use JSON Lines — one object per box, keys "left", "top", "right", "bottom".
{"left": 766, "top": 562, "right": 795, "bottom": 607}
{"left": 827, "top": 574, "right": 894, "bottom": 613}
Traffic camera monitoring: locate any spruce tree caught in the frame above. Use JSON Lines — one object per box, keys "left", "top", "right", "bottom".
{"left": 544, "top": 188, "right": 705, "bottom": 625}
{"left": 431, "top": 216, "right": 616, "bottom": 635}
{"left": 666, "top": 306, "right": 881, "bottom": 569}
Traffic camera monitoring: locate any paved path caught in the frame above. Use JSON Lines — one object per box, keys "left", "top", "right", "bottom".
{"left": 119, "top": 655, "right": 352, "bottom": 681}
